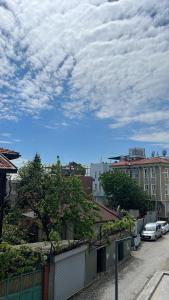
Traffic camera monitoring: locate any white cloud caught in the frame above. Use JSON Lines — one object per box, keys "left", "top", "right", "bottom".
{"left": 130, "top": 131, "right": 169, "bottom": 144}
{"left": 0, "top": 140, "right": 12, "bottom": 144}
{"left": 1, "top": 133, "right": 11, "bottom": 137}
{"left": 12, "top": 157, "right": 28, "bottom": 168}
{"left": 45, "top": 121, "right": 69, "bottom": 129}
{"left": 0, "top": 0, "right": 169, "bottom": 130}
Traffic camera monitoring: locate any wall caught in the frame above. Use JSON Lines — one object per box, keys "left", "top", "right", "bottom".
{"left": 90, "top": 162, "right": 110, "bottom": 198}
{"left": 85, "top": 248, "right": 97, "bottom": 286}
{"left": 135, "top": 211, "right": 157, "bottom": 234}
{"left": 52, "top": 240, "right": 131, "bottom": 300}
{"left": 106, "top": 241, "right": 116, "bottom": 269}
{"left": 123, "top": 239, "right": 131, "bottom": 259}
{"left": 53, "top": 245, "right": 87, "bottom": 300}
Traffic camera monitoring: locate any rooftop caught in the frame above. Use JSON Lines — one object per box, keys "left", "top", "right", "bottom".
{"left": 95, "top": 202, "right": 118, "bottom": 223}
{"left": 112, "top": 157, "right": 169, "bottom": 167}
{"left": 0, "top": 148, "right": 20, "bottom": 160}
{"left": 0, "top": 154, "right": 18, "bottom": 173}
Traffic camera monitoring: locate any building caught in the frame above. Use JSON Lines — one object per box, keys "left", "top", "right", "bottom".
{"left": 90, "top": 162, "right": 111, "bottom": 204}
{"left": 0, "top": 147, "right": 20, "bottom": 241}
{"left": 111, "top": 148, "right": 169, "bottom": 218}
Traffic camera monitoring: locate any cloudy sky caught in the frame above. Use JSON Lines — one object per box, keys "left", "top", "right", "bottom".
{"left": 0, "top": 0, "right": 169, "bottom": 166}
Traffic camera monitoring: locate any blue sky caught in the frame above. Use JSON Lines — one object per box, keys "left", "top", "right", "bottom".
{"left": 0, "top": 0, "right": 169, "bottom": 167}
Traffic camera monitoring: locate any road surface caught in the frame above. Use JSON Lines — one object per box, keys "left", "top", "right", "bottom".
{"left": 73, "top": 233, "right": 169, "bottom": 300}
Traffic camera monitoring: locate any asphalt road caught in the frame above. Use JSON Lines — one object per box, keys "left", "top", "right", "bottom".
{"left": 73, "top": 233, "right": 169, "bottom": 300}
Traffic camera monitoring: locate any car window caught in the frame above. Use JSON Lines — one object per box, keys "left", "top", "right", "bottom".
{"left": 144, "top": 225, "right": 156, "bottom": 231}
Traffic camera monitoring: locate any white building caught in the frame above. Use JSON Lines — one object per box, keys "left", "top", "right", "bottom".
{"left": 90, "top": 162, "right": 110, "bottom": 204}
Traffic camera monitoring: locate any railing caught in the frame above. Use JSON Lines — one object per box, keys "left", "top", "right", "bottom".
{"left": 0, "top": 269, "right": 42, "bottom": 300}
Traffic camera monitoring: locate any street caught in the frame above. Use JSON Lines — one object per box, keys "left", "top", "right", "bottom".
{"left": 73, "top": 233, "right": 169, "bottom": 300}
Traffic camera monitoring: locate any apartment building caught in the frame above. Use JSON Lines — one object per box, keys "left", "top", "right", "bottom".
{"left": 111, "top": 148, "right": 169, "bottom": 218}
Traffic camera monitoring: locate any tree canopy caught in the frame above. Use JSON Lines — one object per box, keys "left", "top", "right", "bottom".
{"left": 100, "top": 170, "right": 151, "bottom": 213}
{"left": 17, "top": 154, "right": 97, "bottom": 245}
{"left": 62, "top": 161, "right": 86, "bottom": 176}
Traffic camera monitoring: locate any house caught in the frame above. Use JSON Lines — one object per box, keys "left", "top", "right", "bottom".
{"left": 0, "top": 147, "right": 20, "bottom": 241}
{"left": 111, "top": 148, "right": 169, "bottom": 219}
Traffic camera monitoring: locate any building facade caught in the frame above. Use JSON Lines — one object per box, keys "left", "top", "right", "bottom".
{"left": 90, "top": 162, "right": 110, "bottom": 203}
{"left": 111, "top": 154, "right": 169, "bottom": 219}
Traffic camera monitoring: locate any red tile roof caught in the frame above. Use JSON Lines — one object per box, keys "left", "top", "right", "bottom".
{"left": 0, "top": 148, "right": 20, "bottom": 160}
{"left": 112, "top": 157, "right": 169, "bottom": 167}
{"left": 95, "top": 202, "right": 118, "bottom": 223}
{"left": 0, "top": 154, "right": 17, "bottom": 173}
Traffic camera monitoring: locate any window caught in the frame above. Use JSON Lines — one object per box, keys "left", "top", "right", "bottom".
{"left": 150, "top": 167, "right": 156, "bottom": 178}
{"left": 95, "top": 183, "right": 97, "bottom": 190}
{"left": 132, "top": 168, "right": 139, "bottom": 178}
{"left": 144, "top": 168, "right": 148, "bottom": 178}
{"left": 144, "top": 184, "right": 149, "bottom": 193}
{"left": 163, "top": 168, "right": 169, "bottom": 179}
{"left": 151, "top": 184, "right": 156, "bottom": 195}
{"left": 165, "top": 184, "right": 169, "bottom": 195}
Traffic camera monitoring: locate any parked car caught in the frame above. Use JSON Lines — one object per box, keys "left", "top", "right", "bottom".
{"left": 141, "top": 223, "right": 162, "bottom": 241}
{"left": 156, "top": 221, "right": 169, "bottom": 234}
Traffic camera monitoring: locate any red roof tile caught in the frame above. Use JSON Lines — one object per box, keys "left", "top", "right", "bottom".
{"left": 0, "top": 154, "right": 17, "bottom": 173}
{"left": 95, "top": 202, "right": 118, "bottom": 223}
{"left": 0, "top": 148, "right": 20, "bottom": 160}
{"left": 112, "top": 157, "right": 169, "bottom": 167}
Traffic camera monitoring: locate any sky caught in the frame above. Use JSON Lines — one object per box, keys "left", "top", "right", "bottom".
{"left": 0, "top": 0, "right": 169, "bottom": 167}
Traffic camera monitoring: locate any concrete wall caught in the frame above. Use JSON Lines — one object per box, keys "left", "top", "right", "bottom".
{"left": 85, "top": 248, "right": 97, "bottom": 286}
{"left": 106, "top": 241, "right": 115, "bottom": 269}
{"left": 123, "top": 239, "right": 131, "bottom": 259}
{"left": 135, "top": 211, "right": 157, "bottom": 234}
{"left": 52, "top": 240, "right": 131, "bottom": 299}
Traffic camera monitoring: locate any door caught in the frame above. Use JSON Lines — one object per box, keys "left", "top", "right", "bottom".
{"left": 118, "top": 241, "right": 124, "bottom": 261}
{"left": 97, "top": 247, "right": 106, "bottom": 273}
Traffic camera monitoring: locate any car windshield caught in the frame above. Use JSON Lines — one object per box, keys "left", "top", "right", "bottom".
{"left": 157, "top": 222, "right": 166, "bottom": 226}
{"left": 144, "top": 225, "right": 156, "bottom": 231}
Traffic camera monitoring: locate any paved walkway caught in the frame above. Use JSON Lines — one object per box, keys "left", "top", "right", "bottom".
{"left": 73, "top": 233, "right": 169, "bottom": 300}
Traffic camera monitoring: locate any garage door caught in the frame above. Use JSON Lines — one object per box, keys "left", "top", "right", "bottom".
{"left": 54, "top": 245, "right": 86, "bottom": 300}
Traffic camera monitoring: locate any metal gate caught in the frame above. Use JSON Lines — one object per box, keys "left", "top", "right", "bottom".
{"left": 0, "top": 270, "right": 42, "bottom": 300}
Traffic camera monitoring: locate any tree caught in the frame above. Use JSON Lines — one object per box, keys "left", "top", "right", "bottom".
{"left": 0, "top": 243, "right": 46, "bottom": 280}
{"left": 151, "top": 151, "right": 155, "bottom": 157}
{"left": 162, "top": 149, "right": 167, "bottom": 157}
{"left": 62, "top": 162, "right": 86, "bottom": 176}
{"left": 17, "top": 155, "right": 97, "bottom": 245}
{"left": 100, "top": 170, "right": 150, "bottom": 213}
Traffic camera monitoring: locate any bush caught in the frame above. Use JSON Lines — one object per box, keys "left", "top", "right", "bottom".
{"left": 0, "top": 243, "right": 46, "bottom": 280}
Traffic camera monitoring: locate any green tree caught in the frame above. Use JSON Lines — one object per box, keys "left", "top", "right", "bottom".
{"left": 17, "top": 155, "right": 97, "bottom": 245}
{"left": 100, "top": 170, "right": 150, "bottom": 213}
{"left": 0, "top": 243, "right": 46, "bottom": 280}
{"left": 62, "top": 161, "right": 86, "bottom": 176}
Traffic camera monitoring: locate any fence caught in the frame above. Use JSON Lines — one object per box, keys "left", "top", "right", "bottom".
{"left": 0, "top": 270, "right": 42, "bottom": 300}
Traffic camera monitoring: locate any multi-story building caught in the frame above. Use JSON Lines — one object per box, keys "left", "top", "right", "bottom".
{"left": 110, "top": 148, "right": 169, "bottom": 218}
{"left": 90, "top": 162, "right": 111, "bottom": 203}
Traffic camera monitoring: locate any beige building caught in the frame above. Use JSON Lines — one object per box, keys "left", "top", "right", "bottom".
{"left": 111, "top": 156, "right": 169, "bottom": 218}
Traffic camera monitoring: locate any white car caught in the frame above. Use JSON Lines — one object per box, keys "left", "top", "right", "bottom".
{"left": 141, "top": 223, "right": 162, "bottom": 241}
{"left": 156, "top": 221, "right": 169, "bottom": 234}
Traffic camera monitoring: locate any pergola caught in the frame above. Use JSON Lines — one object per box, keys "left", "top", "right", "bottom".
{"left": 0, "top": 148, "right": 20, "bottom": 242}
